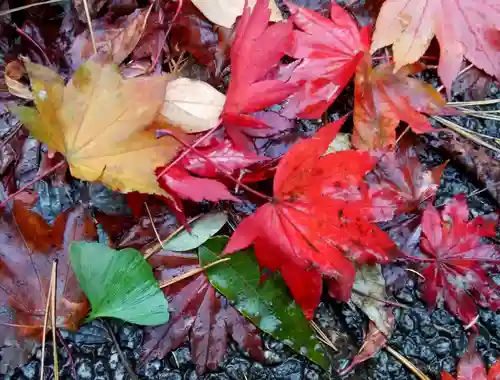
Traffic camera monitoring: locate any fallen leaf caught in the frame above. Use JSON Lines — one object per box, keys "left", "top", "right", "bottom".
{"left": 0, "top": 201, "right": 97, "bottom": 345}
{"left": 162, "top": 212, "right": 228, "bottom": 252}
{"left": 222, "top": 0, "right": 296, "bottom": 145}
{"left": 339, "top": 318, "right": 393, "bottom": 375}
{"left": 351, "top": 264, "right": 392, "bottom": 335}
{"left": 364, "top": 139, "right": 446, "bottom": 222}
{"left": 182, "top": 138, "right": 267, "bottom": 178}
{"left": 14, "top": 60, "right": 182, "bottom": 198}
{"left": 403, "top": 194, "right": 500, "bottom": 325}
{"left": 371, "top": 0, "right": 500, "bottom": 91}
{"left": 70, "top": 8, "right": 151, "bottom": 68}
{"left": 191, "top": 0, "right": 282, "bottom": 28}
{"left": 161, "top": 77, "right": 225, "bottom": 133}
{"left": 70, "top": 242, "right": 169, "bottom": 325}
{"left": 200, "top": 237, "right": 330, "bottom": 369}
{"left": 4, "top": 60, "right": 32, "bottom": 100}
{"left": 279, "top": 2, "right": 368, "bottom": 118}
{"left": 224, "top": 117, "right": 398, "bottom": 317}
{"left": 73, "top": 0, "right": 108, "bottom": 21}
{"left": 142, "top": 250, "right": 263, "bottom": 374}
{"left": 156, "top": 165, "right": 239, "bottom": 203}
{"left": 352, "top": 53, "right": 450, "bottom": 149}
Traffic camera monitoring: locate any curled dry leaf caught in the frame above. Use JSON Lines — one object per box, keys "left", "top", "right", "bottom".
{"left": 70, "top": 8, "right": 151, "bottom": 68}
{"left": 0, "top": 201, "right": 97, "bottom": 346}
{"left": 191, "top": 0, "right": 282, "bottom": 28}
{"left": 371, "top": 0, "right": 500, "bottom": 92}
{"left": 142, "top": 250, "right": 264, "bottom": 375}
{"left": 4, "top": 60, "right": 32, "bottom": 100}
{"left": 161, "top": 77, "right": 225, "bottom": 133}
{"left": 14, "top": 60, "right": 182, "bottom": 198}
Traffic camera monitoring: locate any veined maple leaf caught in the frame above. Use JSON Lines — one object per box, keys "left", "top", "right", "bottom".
{"left": 406, "top": 195, "right": 500, "bottom": 325}
{"left": 442, "top": 335, "right": 500, "bottom": 380}
{"left": 371, "top": 0, "right": 500, "bottom": 91}
{"left": 142, "top": 250, "right": 263, "bottom": 374}
{"left": 0, "top": 201, "right": 97, "bottom": 344}
{"left": 224, "top": 117, "right": 398, "bottom": 318}
{"left": 13, "top": 60, "right": 182, "bottom": 197}
{"left": 222, "top": 0, "right": 296, "bottom": 145}
{"left": 364, "top": 139, "right": 446, "bottom": 222}
{"left": 352, "top": 53, "right": 451, "bottom": 149}
{"left": 279, "top": 2, "right": 369, "bottom": 119}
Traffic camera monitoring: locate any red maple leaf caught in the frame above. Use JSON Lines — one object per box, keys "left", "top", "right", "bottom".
{"left": 372, "top": 0, "right": 500, "bottom": 92}
{"left": 279, "top": 2, "right": 369, "bottom": 119}
{"left": 442, "top": 335, "right": 500, "bottom": 380}
{"left": 352, "top": 53, "right": 452, "bottom": 149}
{"left": 224, "top": 117, "right": 398, "bottom": 318}
{"left": 221, "top": 0, "right": 296, "bottom": 146}
{"left": 364, "top": 138, "right": 446, "bottom": 222}
{"left": 405, "top": 195, "right": 500, "bottom": 325}
{"left": 142, "top": 250, "right": 263, "bottom": 374}
{"left": 0, "top": 201, "right": 97, "bottom": 345}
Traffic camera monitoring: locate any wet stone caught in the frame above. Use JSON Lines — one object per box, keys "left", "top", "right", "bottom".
{"left": 76, "top": 358, "right": 94, "bottom": 380}
{"left": 167, "top": 346, "right": 192, "bottom": 370}
{"left": 113, "top": 365, "right": 127, "bottom": 380}
{"left": 224, "top": 357, "right": 251, "bottom": 380}
{"left": 440, "top": 356, "right": 456, "bottom": 373}
{"left": 399, "top": 313, "right": 416, "bottom": 333}
{"left": 109, "top": 353, "right": 120, "bottom": 371}
{"left": 154, "top": 369, "right": 182, "bottom": 380}
{"left": 272, "top": 359, "right": 304, "bottom": 380}
{"left": 183, "top": 370, "right": 199, "bottom": 380}
{"left": 118, "top": 325, "right": 143, "bottom": 351}
{"left": 303, "top": 367, "right": 323, "bottom": 380}
{"left": 203, "top": 373, "right": 230, "bottom": 380}
{"left": 248, "top": 362, "right": 274, "bottom": 380}
{"left": 263, "top": 339, "right": 289, "bottom": 365}
{"left": 144, "top": 360, "right": 162, "bottom": 377}
{"left": 21, "top": 362, "right": 38, "bottom": 380}
{"left": 431, "top": 337, "right": 452, "bottom": 357}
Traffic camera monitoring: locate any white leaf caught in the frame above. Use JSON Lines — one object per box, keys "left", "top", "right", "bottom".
{"left": 161, "top": 78, "right": 225, "bottom": 134}
{"left": 351, "top": 264, "right": 392, "bottom": 336}
{"left": 191, "top": 0, "right": 283, "bottom": 29}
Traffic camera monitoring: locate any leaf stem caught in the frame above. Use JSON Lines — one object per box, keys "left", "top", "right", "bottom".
{"left": 158, "top": 130, "right": 273, "bottom": 202}
{"left": 0, "top": 160, "right": 65, "bottom": 208}
{"left": 13, "top": 24, "right": 51, "bottom": 66}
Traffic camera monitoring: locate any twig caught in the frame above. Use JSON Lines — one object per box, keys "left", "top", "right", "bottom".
{"left": 309, "top": 321, "right": 338, "bottom": 351}
{"left": 56, "top": 329, "right": 77, "bottom": 379}
{"left": 81, "top": 0, "right": 97, "bottom": 54}
{"left": 103, "top": 320, "right": 139, "bottom": 380}
{"left": 0, "top": 160, "right": 65, "bottom": 208}
{"left": 50, "top": 260, "right": 59, "bottom": 380}
{"left": 158, "top": 130, "right": 272, "bottom": 202}
{"left": 432, "top": 116, "right": 500, "bottom": 154}
{"left": 142, "top": 214, "right": 204, "bottom": 260}
{"left": 13, "top": 25, "right": 51, "bottom": 66}
{"left": 0, "top": 0, "right": 67, "bottom": 17}
{"left": 159, "top": 257, "right": 231, "bottom": 288}
{"left": 40, "top": 262, "right": 55, "bottom": 380}
{"left": 385, "top": 345, "right": 430, "bottom": 380}
{"left": 352, "top": 288, "right": 410, "bottom": 310}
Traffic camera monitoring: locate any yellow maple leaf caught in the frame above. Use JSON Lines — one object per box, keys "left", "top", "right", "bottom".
{"left": 13, "top": 60, "right": 181, "bottom": 196}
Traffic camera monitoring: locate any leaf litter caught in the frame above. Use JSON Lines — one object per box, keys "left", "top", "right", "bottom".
{"left": 0, "top": 0, "right": 499, "bottom": 377}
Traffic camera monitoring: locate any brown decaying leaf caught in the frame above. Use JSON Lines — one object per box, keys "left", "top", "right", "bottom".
{"left": 73, "top": 0, "right": 109, "bottom": 22}
{"left": 4, "top": 60, "right": 33, "bottom": 100}
{"left": 70, "top": 8, "right": 151, "bottom": 68}
{"left": 15, "top": 60, "right": 183, "bottom": 198}
{"left": 0, "top": 201, "right": 97, "bottom": 345}
{"left": 142, "top": 250, "right": 264, "bottom": 375}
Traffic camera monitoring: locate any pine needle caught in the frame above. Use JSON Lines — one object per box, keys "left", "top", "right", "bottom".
{"left": 385, "top": 345, "right": 430, "bottom": 380}
{"left": 50, "top": 260, "right": 59, "bottom": 380}
{"left": 40, "top": 263, "right": 55, "bottom": 380}
{"left": 0, "top": 0, "right": 67, "bottom": 17}
{"left": 309, "top": 320, "right": 338, "bottom": 351}
{"left": 81, "top": 0, "right": 97, "bottom": 54}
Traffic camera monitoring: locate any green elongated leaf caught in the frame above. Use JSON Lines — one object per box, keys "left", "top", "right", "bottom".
{"left": 198, "top": 236, "right": 329, "bottom": 369}
{"left": 70, "top": 242, "right": 169, "bottom": 325}
{"left": 163, "top": 212, "right": 227, "bottom": 251}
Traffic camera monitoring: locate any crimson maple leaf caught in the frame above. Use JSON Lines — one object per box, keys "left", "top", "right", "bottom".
{"left": 352, "top": 53, "right": 451, "bottom": 149}
{"left": 142, "top": 250, "right": 263, "bottom": 374}
{"left": 224, "top": 117, "right": 398, "bottom": 318}
{"left": 221, "top": 0, "right": 296, "bottom": 146}
{"left": 0, "top": 201, "right": 97, "bottom": 345}
{"left": 279, "top": 2, "right": 369, "bottom": 119}
{"left": 364, "top": 138, "right": 446, "bottom": 222}
{"left": 371, "top": 0, "right": 500, "bottom": 92}
{"left": 442, "top": 335, "right": 500, "bottom": 380}
{"left": 405, "top": 195, "right": 500, "bottom": 325}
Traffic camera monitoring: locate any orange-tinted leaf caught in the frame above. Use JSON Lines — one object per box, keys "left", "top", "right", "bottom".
{"left": 142, "top": 250, "right": 263, "bottom": 375}
{"left": 225, "top": 117, "right": 398, "bottom": 316}
{"left": 372, "top": 0, "right": 500, "bottom": 91}
{"left": 489, "top": 362, "right": 500, "bottom": 380}
{"left": 353, "top": 54, "right": 450, "bottom": 149}
{"left": 279, "top": 2, "right": 368, "bottom": 118}
{"left": 0, "top": 201, "right": 97, "bottom": 345}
